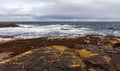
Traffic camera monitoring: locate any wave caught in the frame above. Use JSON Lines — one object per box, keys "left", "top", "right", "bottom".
{"left": 0, "top": 24, "right": 91, "bottom": 40}
{"left": 0, "top": 24, "right": 118, "bottom": 40}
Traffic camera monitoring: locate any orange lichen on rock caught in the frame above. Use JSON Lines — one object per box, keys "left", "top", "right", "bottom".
{"left": 108, "top": 39, "right": 119, "bottom": 44}
{"left": 103, "top": 56, "right": 111, "bottom": 63}
{"left": 0, "top": 45, "right": 87, "bottom": 71}
{"left": 76, "top": 49, "right": 98, "bottom": 58}
{"left": 88, "top": 68, "right": 96, "bottom": 71}
{"left": 46, "top": 45, "right": 68, "bottom": 52}
{"left": 0, "top": 35, "right": 119, "bottom": 71}
{"left": 69, "top": 60, "right": 84, "bottom": 68}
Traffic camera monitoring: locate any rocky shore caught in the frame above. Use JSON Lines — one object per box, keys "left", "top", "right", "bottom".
{"left": 0, "top": 23, "right": 19, "bottom": 28}
{"left": 0, "top": 34, "right": 120, "bottom": 71}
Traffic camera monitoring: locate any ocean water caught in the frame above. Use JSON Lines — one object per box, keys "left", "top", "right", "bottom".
{"left": 0, "top": 22, "right": 120, "bottom": 40}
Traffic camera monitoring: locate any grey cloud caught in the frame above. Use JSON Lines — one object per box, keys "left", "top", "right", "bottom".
{"left": 0, "top": 0, "right": 120, "bottom": 21}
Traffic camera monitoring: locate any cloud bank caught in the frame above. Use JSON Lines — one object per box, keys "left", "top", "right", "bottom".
{"left": 0, "top": 0, "right": 120, "bottom": 21}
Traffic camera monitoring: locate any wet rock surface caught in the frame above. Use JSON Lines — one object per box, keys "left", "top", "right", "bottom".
{"left": 0, "top": 35, "right": 119, "bottom": 71}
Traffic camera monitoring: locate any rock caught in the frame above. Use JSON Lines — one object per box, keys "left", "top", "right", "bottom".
{"left": 0, "top": 35, "right": 14, "bottom": 38}
{"left": 0, "top": 46, "right": 86, "bottom": 71}
{"left": 80, "top": 35, "right": 102, "bottom": 45}
{"left": 113, "top": 43, "right": 120, "bottom": 49}
{"left": 84, "top": 55, "right": 112, "bottom": 71}
{"left": 61, "top": 28, "right": 70, "bottom": 30}
{"left": 0, "top": 23, "right": 19, "bottom": 28}
{"left": 116, "top": 67, "right": 120, "bottom": 71}
{"left": 75, "top": 49, "right": 98, "bottom": 58}
{"left": 104, "top": 37, "right": 120, "bottom": 48}
{"left": 0, "top": 35, "right": 119, "bottom": 71}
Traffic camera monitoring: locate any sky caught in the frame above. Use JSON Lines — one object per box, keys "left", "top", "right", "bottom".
{"left": 0, "top": 0, "right": 120, "bottom": 21}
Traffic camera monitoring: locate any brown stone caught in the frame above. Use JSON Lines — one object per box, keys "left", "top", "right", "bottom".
{"left": 0, "top": 23, "right": 19, "bottom": 28}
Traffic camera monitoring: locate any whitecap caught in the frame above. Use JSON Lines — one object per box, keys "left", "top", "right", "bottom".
{"left": 0, "top": 24, "right": 96, "bottom": 40}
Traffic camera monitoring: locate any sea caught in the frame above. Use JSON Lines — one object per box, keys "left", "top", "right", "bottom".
{"left": 0, "top": 22, "right": 120, "bottom": 40}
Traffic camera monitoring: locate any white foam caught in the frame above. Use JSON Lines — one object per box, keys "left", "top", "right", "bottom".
{"left": 0, "top": 24, "right": 97, "bottom": 40}
{"left": 18, "top": 24, "right": 34, "bottom": 28}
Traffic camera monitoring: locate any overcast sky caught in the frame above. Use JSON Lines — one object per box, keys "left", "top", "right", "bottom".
{"left": 0, "top": 0, "right": 120, "bottom": 21}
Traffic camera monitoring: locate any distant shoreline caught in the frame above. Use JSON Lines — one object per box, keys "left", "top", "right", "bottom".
{"left": 0, "top": 21, "right": 120, "bottom": 23}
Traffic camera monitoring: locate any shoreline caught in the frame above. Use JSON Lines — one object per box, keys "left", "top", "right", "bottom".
{"left": 0, "top": 34, "right": 120, "bottom": 71}
{"left": 0, "top": 23, "right": 120, "bottom": 71}
{"left": 0, "top": 34, "right": 120, "bottom": 59}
